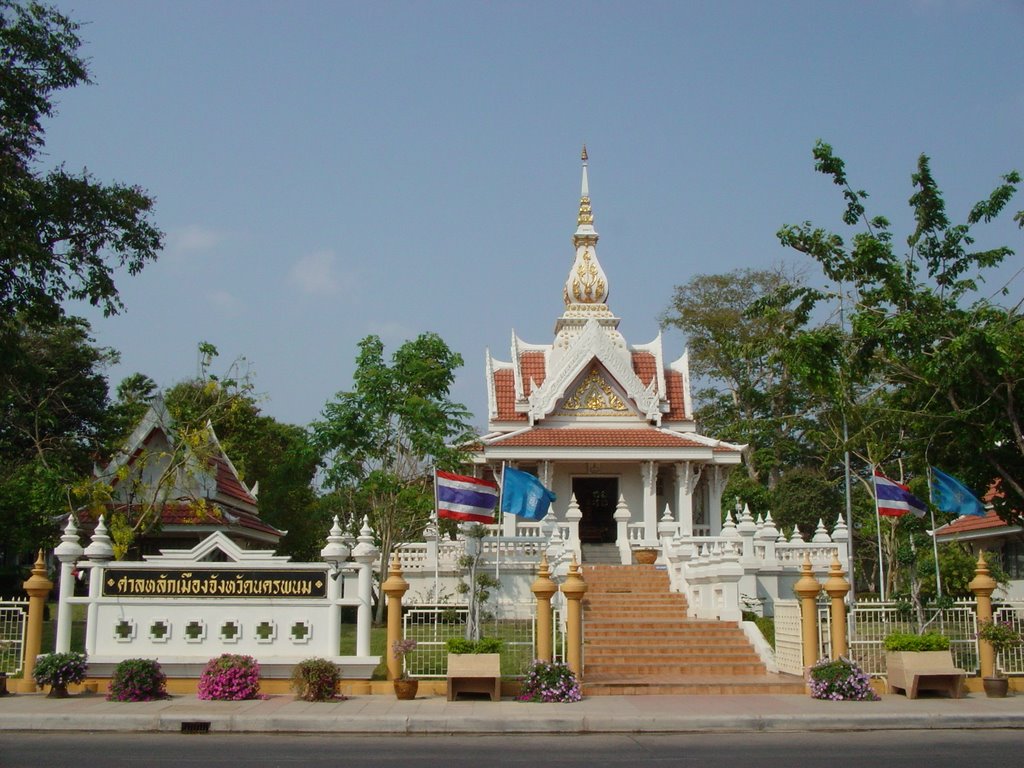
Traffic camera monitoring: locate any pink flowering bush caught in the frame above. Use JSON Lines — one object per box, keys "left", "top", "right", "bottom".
{"left": 808, "top": 656, "right": 879, "bottom": 701}
{"left": 196, "top": 654, "right": 262, "bottom": 700}
{"left": 107, "top": 658, "right": 167, "bottom": 702}
{"left": 517, "top": 659, "right": 582, "bottom": 703}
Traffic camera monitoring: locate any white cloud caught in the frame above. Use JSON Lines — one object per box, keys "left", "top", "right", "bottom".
{"left": 288, "top": 249, "right": 342, "bottom": 296}
{"left": 208, "top": 289, "right": 244, "bottom": 316}
{"left": 170, "top": 225, "right": 227, "bottom": 253}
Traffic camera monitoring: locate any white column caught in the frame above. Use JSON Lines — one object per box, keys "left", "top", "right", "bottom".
{"left": 674, "top": 462, "right": 701, "bottom": 538}
{"left": 708, "top": 466, "right": 727, "bottom": 536}
{"left": 641, "top": 461, "right": 658, "bottom": 543}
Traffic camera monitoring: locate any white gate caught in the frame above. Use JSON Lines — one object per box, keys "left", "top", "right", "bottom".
{"left": 773, "top": 599, "right": 804, "bottom": 676}
{"left": 0, "top": 599, "right": 28, "bottom": 676}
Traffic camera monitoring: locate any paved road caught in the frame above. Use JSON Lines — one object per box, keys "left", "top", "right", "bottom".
{"left": 1, "top": 731, "right": 1019, "bottom": 768}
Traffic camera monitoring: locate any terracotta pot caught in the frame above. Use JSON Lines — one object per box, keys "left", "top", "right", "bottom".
{"left": 47, "top": 683, "right": 70, "bottom": 699}
{"left": 393, "top": 678, "right": 419, "bottom": 700}
{"left": 983, "top": 676, "right": 1009, "bottom": 698}
{"left": 634, "top": 549, "right": 658, "bottom": 565}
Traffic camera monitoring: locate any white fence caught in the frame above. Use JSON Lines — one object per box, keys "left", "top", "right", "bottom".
{"left": 772, "top": 599, "right": 803, "bottom": 676}
{"left": 402, "top": 601, "right": 564, "bottom": 678}
{"left": 810, "top": 600, "right": 1024, "bottom": 677}
{"left": 0, "top": 600, "right": 28, "bottom": 676}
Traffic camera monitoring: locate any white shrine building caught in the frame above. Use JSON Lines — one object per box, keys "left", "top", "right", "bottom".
{"left": 469, "top": 148, "right": 745, "bottom": 560}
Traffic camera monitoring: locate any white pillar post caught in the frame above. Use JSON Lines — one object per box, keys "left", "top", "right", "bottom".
{"left": 641, "top": 461, "right": 658, "bottom": 544}
{"left": 53, "top": 517, "right": 83, "bottom": 653}
{"left": 675, "top": 462, "right": 700, "bottom": 538}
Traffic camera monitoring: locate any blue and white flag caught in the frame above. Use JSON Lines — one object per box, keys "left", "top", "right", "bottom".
{"left": 436, "top": 470, "right": 499, "bottom": 524}
{"left": 873, "top": 469, "right": 927, "bottom": 518}
{"left": 500, "top": 467, "right": 556, "bottom": 521}
{"left": 930, "top": 467, "right": 987, "bottom": 517}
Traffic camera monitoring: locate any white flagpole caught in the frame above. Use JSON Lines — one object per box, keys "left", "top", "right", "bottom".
{"left": 873, "top": 469, "right": 887, "bottom": 601}
{"left": 926, "top": 466, "right": 943, "bottom": 598}
{"left": 432, "top": 467, "right": 439, "bottom": 601}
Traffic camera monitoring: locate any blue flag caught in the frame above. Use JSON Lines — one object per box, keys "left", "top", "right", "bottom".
{"left": 500, "top": 467, "right": 556, "bottom": 521}
{"left": 930, "top": 467, "right": 987, "bottom": 517}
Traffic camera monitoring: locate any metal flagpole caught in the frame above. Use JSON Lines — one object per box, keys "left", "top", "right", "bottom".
{"left": 432, "top": 468, "right": 439, "bottom": 601}
{"left": 926, "top": 466, "right": 943, "bottom": 598}
{"left": 873, "top": 467, "right": 887, "bottom": 601}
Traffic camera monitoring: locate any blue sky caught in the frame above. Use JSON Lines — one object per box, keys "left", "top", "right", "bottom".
{"left": 46, "top": 0, "right": 1023, "bottom": 430}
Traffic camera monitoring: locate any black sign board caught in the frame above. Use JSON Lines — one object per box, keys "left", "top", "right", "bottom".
{"left": 103, "top": 569, "right": 327, "bottom": 598}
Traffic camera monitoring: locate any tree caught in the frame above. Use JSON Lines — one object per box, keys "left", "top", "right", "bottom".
{"left": 660, "top": 267, "right": 819, "bottom": 491}
{"left": 314, "top": 333, "right": 475, "bottom": 621}
{"left": 777, "top": 141, "right": 1023, "bottom": 522}
{"left": 0, "top": 315, "right": 117, "bottom": 555}
{"left": 770, "top": 467, "right": 843, "bottom": 539}
{"left": 0, "top": 0, "right": 162, "bottom": 348}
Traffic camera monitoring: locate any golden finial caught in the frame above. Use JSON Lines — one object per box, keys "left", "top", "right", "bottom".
{"left": 581, "top": 144, "right": 588, "bottom": 162}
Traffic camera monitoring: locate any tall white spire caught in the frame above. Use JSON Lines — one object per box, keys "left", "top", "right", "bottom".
{"left": 554, "top": 146, "right": 621, "bottom": 346}
{"left": 564, "top": 144, "right": 608, "bottom": 306}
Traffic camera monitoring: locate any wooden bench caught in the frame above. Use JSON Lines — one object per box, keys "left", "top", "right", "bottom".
{"left": 446, "top": 653, "right": 501, "bottom": 702}
{"left": 886, "top": 650, "right": 966, "bottom": 699}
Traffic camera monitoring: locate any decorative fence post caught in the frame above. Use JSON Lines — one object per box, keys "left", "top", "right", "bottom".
{"left": 793, "top": 554, "right": 822, "bottom": 676}
{"left": 969, "top": 551, "right": 997, "bottom": 679}
{"left": 15, "top": 552, "right": 53, "bottom": 693}
{"left": 381, "top": 552, "right": 409, "bottom": 681}
{"left": 54, "top": 517, "right": 84, "bottom": 653}
{"left": 531, "top": 554, "right": 557, "bottom": 662}
{"left": 823, "top": 554, "right": 850, "bottom": 659}
{"left": 560, "top": 556, "right": 587, "bottom": 678}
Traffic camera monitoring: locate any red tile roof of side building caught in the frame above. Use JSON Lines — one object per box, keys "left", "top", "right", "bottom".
{"left": 663, "top": 370, "right": 687, "bottom": 421}
{"left": 934, "top": 510, "right": 1015, "bottom": 537}
{"left": 520, "top": 351, "right": 546, "bottom": 390}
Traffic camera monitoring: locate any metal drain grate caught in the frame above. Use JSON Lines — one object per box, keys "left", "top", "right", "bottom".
{"left": 180, "top": 721, "right": 211, "bottom": 734}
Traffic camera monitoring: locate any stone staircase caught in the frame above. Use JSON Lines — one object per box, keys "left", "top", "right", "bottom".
{"left": 581, "top": 564, "right": 805, "bottom": 695}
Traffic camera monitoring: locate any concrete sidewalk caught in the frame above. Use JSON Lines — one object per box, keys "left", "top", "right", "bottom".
{"left": 1, "top": 690, "right": 1022, "bottom": 734}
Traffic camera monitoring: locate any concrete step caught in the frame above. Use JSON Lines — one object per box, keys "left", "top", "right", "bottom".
{"left": 582, "top": 673, "right": 807, "bottom": 697}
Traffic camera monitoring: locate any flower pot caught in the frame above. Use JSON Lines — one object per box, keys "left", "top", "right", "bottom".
{"left": 634, "top": 549, "right": 658, "bottom": 565}
{"left": 393, "top": 678, "right": 419, "bottom": 700}
{"left": 47, "top": 683, "right": 70, "bottom": 699}
{"left": 983, "top": 676, "right": 1009, "bottom": 698}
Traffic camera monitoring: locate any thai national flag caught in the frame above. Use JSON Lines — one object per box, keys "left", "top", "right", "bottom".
{"left": 873, "top": 469, "right": 927, "bottom": 518}
{"left": 436, "top": 470, "right": 499, "bottom": 524}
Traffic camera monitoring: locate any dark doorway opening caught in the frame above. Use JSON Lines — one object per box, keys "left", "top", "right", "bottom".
{"left": 574, "top": 477, "right": 618, "bottom": 544}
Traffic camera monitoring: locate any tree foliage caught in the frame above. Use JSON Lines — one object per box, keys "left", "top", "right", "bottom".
{"left": 0, "top": 0, "right": 162, "bottom": 345}
{"left": 660, "top": 267, "right": 817, "bottom": 488}
{"left": 314, "top": 333, "right": 475, "bottom": 620}
{"left": 777, "top": 141, "right": 1023, "bottom": 521}
{"left": 0, "top": 316, "right": 116, "bottom": 554}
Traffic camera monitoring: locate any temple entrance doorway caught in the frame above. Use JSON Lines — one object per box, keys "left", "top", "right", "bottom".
{"left": 575, "top": 477, "right": 618, "bottom": 544}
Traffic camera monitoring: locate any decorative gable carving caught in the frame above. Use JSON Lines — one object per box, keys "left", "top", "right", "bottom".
{"left": 525, "top": 319, "right": 663, "bottom": 424}
{"left": 555, "top": 365, "right": 631, "bottom": 416}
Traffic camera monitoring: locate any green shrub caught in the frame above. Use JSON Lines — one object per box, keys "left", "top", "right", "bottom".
{"left": 883, "top": 632, "right": 950, "bottom": 651}
{"left": 445, "top": 637, "right": 504, "bottom": 654}
{"left": 290, "top": 658, "right": 343, "bottom": 701}
{"left": 107, "top": 658, "right": 167, "bottom": 701}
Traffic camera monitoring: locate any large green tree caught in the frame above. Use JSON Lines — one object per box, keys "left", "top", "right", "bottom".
{"left": 314, "top": 333, "right": 475, "bottom": 621}
{"left": 777, "top": 141, "right": 1023, "bottom": 522}
{"left": 660, "top": 267, "right": 823, "bottom": 520}
{"left": 0, "top": 316, "right": 116, "bottom": 556}
{"left": 0, "top": 0, "right": 161, "bottom": 347}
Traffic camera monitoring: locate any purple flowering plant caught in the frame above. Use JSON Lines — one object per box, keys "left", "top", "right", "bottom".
{"left": 517, "top": 659, "right": 582, "bottom": 703}
{"left": 808, "top": 656, "right": 879, "bottom": 701}
{"left": 33, "top": 651, "right": 87, "bottom": 688}
{"left": 107, "top": 658, "right": 168, "bottom": 702}
{"left": 392, "top": 639, "right": 418, "bottom": 680}
{"left": 196, "top": 653, "right": 262, "bottom": 700}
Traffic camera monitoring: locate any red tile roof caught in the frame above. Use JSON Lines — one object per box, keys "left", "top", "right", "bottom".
{"left": 663, "top": 370, "right": 687, "bottom": 421}
{"left": 520, "top": 351, "right": 546, "bottom": 391}
{"left": 489, "top": 427, "right": 716, "bottom": 449}
{"left": 631, "top": 351, "right": 657, "bottom": 386}
{"left": 212, "top": 455, "right": 258, "bottom": 505}
{"left": 934, "top": 510, "right": 1011, "bottom": 537}
{"left": 493, "top": 368, "right": 526, "bottom": 421}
